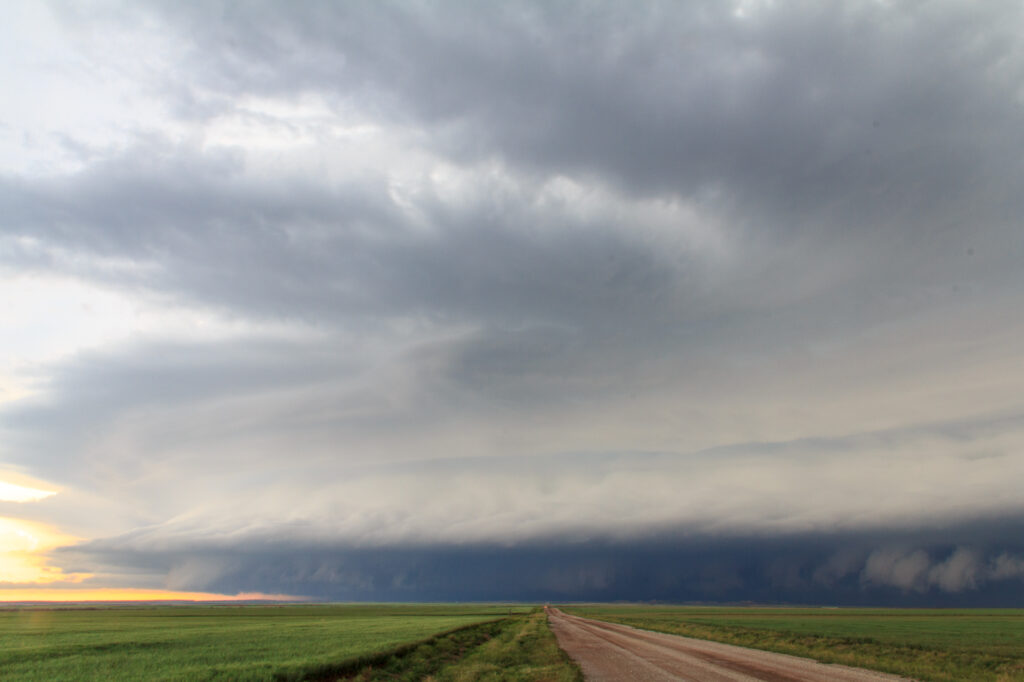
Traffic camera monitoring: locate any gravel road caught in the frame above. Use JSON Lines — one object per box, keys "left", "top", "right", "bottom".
{"left": 546, "top": 608, "right": 913, "bottom": 682}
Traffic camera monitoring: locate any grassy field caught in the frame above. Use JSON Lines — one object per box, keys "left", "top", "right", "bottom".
{"left": 0, "top": 603, "right": 532, "bottom": 681}
{"left": 563, "top": 605, "right": 1024, "bottom": 681}
{"left": 343, "top": 610, "right": 581, "bottom": 681}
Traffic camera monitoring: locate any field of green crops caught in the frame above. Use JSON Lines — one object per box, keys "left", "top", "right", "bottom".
{"left": 0, "top": 603, "right": 532, "bottom": 681}
{"left": 563, "top": 605, "right": 1024, "bottom": 681}
{"left": 10, "top": 601, "right": 1022, "bottom": 681}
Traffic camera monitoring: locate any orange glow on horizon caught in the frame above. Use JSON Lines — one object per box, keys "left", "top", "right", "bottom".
{"left": 0, "top": 587, "right": 307, "bottom": 602}
{"left": 0, "top": 477, "right": 307, "bottom": 604}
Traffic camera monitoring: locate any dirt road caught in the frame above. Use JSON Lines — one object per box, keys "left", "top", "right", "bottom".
{"left": 546, "top": 608, "right": 912, "bottom": 682}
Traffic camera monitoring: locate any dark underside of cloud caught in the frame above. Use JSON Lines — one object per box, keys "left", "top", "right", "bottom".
{"left": 55, "top": 518, "right": 1024, "bottom": 606}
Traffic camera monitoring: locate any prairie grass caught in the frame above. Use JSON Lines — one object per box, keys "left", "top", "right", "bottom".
{"left": 430, "top": 610, "right": 582, "bottom": 682}
{"left": 342, "top": 610, "right": 580, "bottom": 681}
{"left": 0, "top": 604, "right": 528, "bottom": 681}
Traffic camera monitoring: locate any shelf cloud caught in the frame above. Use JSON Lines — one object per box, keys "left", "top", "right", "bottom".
{"left": 2, "top": 0, "right": 1024, "bottom": 603}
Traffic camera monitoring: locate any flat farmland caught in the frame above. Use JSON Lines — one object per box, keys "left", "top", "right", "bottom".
{"left": 0, "top": 603, "right": 533, "bottom": 681}
{"left": 563, "top": 605, "right": 1024, "bottom": 681}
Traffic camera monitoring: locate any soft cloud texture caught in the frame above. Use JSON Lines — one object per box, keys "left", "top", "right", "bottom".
{"left": 2, "top": 0, "right": 1024, "bottom": 602}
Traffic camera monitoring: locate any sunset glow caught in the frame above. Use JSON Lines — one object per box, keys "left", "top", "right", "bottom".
{"left": 0, "top": 587, "right": 305, "bottom": 602}
{"left": 0, "top": 518, "right": 305, "bottom": 602}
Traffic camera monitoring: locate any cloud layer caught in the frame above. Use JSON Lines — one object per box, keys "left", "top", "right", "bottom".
{"left": 2, "top": 0, "right": 1024, "bottom": 602}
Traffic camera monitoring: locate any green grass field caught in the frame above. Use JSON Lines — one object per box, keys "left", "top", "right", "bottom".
{"left": 0, "top": 604, "right": 532, "bottom": 681}
{"left": 12, "top": 601, "right": 1020, "bottom": 681}
{"left": 563, "top": 605, "right": 1024, "bottom": 681}
{"left": 345, "top": 610, "right": 581, "bottom": 681}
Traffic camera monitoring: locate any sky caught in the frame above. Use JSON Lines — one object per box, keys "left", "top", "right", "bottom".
{"left": 1, "top": 0, "right": 1024, "bottom": 605}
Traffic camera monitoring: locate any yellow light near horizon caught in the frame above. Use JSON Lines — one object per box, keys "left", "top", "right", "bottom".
{"left": 0, "top": 587, "right": 306, "bottom": 602}
{"left": 0, "top": 515, "right": 307, "bottom": 602}
{"left": 0, "top": 517, "right": 84, "bottom": 584}
{"left": 0, "top": 480, "right": 56, "bottom": 503}
{"left": 0, "top": 476, "right": 308, "bottom": 603}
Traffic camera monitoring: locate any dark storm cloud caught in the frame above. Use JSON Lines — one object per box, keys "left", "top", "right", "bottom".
{"left": 1, "top": 143, "right": 404, "bottom": 318}
{"left": 8, "top": 0, "right": 1023, "bottom": 363}
{"left": 141, "top": 0, "right": 1024, "bottom": 224}
{"left": 0, "top": 141, "right": 687, "bottom": 328}
{"left": 54, "top": 520, "right": 1024, "bottom": 605}
{"left": 4, "top": 0, "right": 1024, "bottom": 603}
{"left": 6, "top": 0, "right": 1021, "bottom": 348}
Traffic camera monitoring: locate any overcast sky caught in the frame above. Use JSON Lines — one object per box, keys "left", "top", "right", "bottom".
{"left": 2, "top": 0, "right": 1024, "bottom": 604}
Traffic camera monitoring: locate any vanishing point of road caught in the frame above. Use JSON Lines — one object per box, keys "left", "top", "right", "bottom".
{"left": 546, "top": 608, "right": 913, "bottom": 682}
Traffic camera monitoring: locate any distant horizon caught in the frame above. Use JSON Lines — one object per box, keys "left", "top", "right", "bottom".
{"left": 4, "top": 599, "right": 1024, "bottom": 610}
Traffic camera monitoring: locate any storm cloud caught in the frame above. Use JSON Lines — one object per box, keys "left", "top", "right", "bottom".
{"left": 2, "top": 0, "right": 1024, "bottom": 603}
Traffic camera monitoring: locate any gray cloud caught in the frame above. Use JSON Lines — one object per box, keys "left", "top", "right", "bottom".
{"left": 857, "top": 546, "right": 1024, "bottom": 594}
{"left": 140, "top": 1, "right": 1024, "bottom": 205}
{"left": 3, "top": 0, "right": 1024, "bottom": 602}
{"left": 11, "top": 406, "right": 1024, "bottom": 559}
{"left": 1, "top": 140, "right": 702, "bottom": 333}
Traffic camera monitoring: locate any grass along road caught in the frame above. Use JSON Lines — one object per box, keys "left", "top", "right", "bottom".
{"left": 342, "top": 609, "right": 581, "bottom": 681}
{"left": 562, "top": 605, "right": 1024, "bottom": 682}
